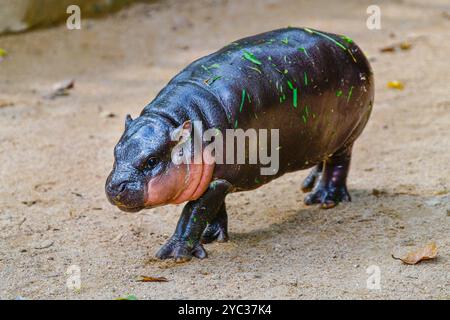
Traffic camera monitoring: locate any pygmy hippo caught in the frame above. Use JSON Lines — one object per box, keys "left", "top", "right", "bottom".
{"left": 105, "top": 27, "right": 374, "bottom": 261}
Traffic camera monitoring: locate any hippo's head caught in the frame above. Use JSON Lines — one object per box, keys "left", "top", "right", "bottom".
{"left": 105, "top": 114, "right": 214, "bottom": 212}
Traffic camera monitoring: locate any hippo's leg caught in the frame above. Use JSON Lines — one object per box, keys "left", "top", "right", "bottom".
{"left": 301, "top": 163, "right": 324, "bottom": 192}
{"left": 155, "top": 180, "right": 232, "bottom": 262}
{"left": 304, "top": 144, "right": 352, "bottom": 209}
{"left": 201, "top": 203, "right": 228, "bottom": 244}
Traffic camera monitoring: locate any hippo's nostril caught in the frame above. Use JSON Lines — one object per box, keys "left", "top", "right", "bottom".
{"left": 106, "top": 181, "right": 128, "bottom": 199}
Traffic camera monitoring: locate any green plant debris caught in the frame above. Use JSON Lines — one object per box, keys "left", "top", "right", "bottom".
{"left": 286, "top": 80, "right": 298, "bottom": 108}
{"left": 239, "top": 89, "right": 246, "bottom": 112}
{"left": 305, "top": 105, "right": 309, "bottom": 117}
{"left": 302, "top": 115, "right": 307, "bottom": 123}
{"left": 347, "top": 86, "right": 354, "bottom": 102}
{"left": 304, "top": 28, "right": 314, "bottom": 34}
{"left": 201, "top": 63, "right": 220, "bottom": 72}
{"left": 305, "top": 28, "right": 347, "bottom": 51}
{"left": 116, "top": 295, "right": 137, "bottom": 300}
{"left": 341, "top": 35, "right": 353, "bottom": 44}
{"left": 304, "top": 72, "right": 308, "bottom": 86}
{"left": 204, "top": 76, "right": 222, "bottom": 86}
{"left": 293, "top": 88, "right": 298, "bottom": 108}
{"left": 0, "top": 48, "right": 7, "bottom": 57}
{"left": 347, "top": 50, "right": 357, "bottom": 63}
{"left": 234, "top": 119, "right": 238, "bottom": 128}
{"left": 255, "top": 177, "right": 260, "bottom": 184}
{"left": 287, "top": 80, "right": 294, "bottom": 90}
{"left": 243, "top": 50, "right": 262, "bottom": 65}
{"left": 281, "top": 37, "right": 289, "bottom": 44}
{"left": 284, "top": 69, "right": 289, "bottom": 74}
{"left": 336, "top": 90, "right": 343, "bottom": 97}
{"left": 298, "top": 47, "right": 309, "bottom": 57}
{"left": 268, "top": 56, "right": 272, "bottom": 61}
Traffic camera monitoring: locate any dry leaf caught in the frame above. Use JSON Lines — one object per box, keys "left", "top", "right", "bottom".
{"left": 137, "top": 275, "right": 168, "bottom": 282}
{"left": 0, "top": 48, "right": 7, "bottom": 62}
{"left": 0, "top": 100, "right": 14, "bottom": 108}
{"left": 380, "top": 41, "right": 412, "bottom": 53}
{"left": 380, "top": 45, "right": 396, "bottom": 53}
{"left": 387, "top": 80, "right": 404, "bottom": 90}
{"left": 392, "top": 242, "right": 438, "bottom": 265}
{"left": 399, "top": 41, "right": 412, "bottom": 50}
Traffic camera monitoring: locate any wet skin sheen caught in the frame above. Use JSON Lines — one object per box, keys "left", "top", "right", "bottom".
{"left": 105, "top": 27, "right": 374, "bottom": 262}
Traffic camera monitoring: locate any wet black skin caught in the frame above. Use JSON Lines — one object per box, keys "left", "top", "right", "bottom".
{"left": 105, "top": 115, "right": 179, "bottom": 212}
{"left": 105, "top": 27, "right": 374, "bottom": 261}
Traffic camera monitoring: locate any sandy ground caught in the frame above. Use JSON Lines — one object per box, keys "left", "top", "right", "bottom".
{"left": 0, "top": 0, "right": 449, "bottom": 300}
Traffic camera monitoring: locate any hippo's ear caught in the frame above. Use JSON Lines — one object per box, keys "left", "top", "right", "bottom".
{"left": 170, "top": 120, "right": 192, "bottom": 144}
{"left": 125, "top": 114, "right": 133, "bottom": 130}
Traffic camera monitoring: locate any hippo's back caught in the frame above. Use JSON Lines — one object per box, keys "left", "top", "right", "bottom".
{"left": 168, "top": 28, "right": 373, "bottom": 168}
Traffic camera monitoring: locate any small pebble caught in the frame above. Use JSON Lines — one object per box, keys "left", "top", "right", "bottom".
{"left": 34, "top": 240, "right": 54, "bottom": 250}
{"left": 100, "top": 111, "right": 116, "bottom": 118}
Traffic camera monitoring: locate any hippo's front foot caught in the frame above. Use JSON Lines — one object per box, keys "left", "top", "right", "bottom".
{"left": 304, "top": 145, "right": 353, "bottom": 209}
{"left": 156, "top": 236, "right": 207, "bottom": 262}
{"left": 201, "top": 204, "right": 228, "bottom": 244}
{"left": 156, "top": 179, "right": 233, "bottom": 262}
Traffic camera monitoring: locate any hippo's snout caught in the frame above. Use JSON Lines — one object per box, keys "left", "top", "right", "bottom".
{"left": 105, "top": 172, "right": 145, "bottom": 212}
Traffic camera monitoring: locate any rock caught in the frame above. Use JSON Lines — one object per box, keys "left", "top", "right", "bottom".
{"left": 34, "top": 240, "right": 54, "bottom": 250}
{"left": 43, "top": 79, "right": 75, "bottom": 99}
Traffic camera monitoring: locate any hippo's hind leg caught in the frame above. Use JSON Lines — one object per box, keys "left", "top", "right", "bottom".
{"left": 304, "top": 144, "right": 352, "bottom": 209}
{"left": 155, "top": 180, "right": 232, "bottom": 262}
{"left": 301, "top": 163, "right": 324, "bottom": 192}
{"left": 201, "top": 203, "right": 229, "bottom": 244}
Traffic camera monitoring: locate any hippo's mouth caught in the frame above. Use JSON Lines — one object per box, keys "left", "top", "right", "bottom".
{"left": 144, "top": 157, "right": 215, "bottom": 207}
{"left": 113, "top": 201, "right": 145, "bottom": 213}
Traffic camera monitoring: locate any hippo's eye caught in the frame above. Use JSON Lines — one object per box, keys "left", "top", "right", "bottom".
{"left": 145, "top": 157, "right": 158, "bottom": 170}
